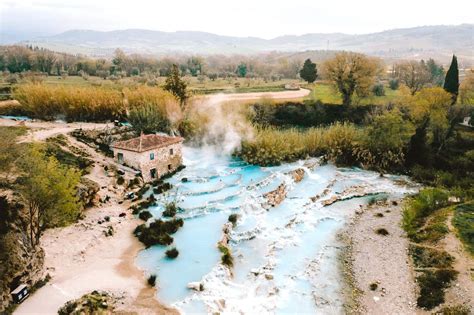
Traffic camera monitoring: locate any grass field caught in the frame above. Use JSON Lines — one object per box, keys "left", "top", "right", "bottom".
{"left": 12, "top": 75, "right": 302, "bottom": 94}
{"left": 2, "top": 75, "right": 405, "bottom": 106}
{"left": 306, "top": 82, "right": 403, "bottom": 105}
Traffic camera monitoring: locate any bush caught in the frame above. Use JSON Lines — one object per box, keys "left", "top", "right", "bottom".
{"left": 165, "top": 247, "right": 179, "bottom": 259}
{"left": 402, "top": 188, "right": 449, "bottom": 240}
{"left": 409, "top": 244, "right": 454, "bottom": 268}
{"left": 147, "top": 274, "right": 157, "bottom": 287}
{"left": 389, "top": 78, "right": 399, "bottom": 90}
{"left": 416, "top": 269, "right": 458, "bottom": 309}
{"left": 218, "top": 244, "right": 233, "bottom": 267}
{"left": 153, "top": 182, "right": 172, "bottom": 194}
{"left": 372, "top": 83, "right": 385, "bottom": 96}
{"left": 228, "top": 214, "right": 238, "bottom": 226}
{"left": 375, "top": 228, "right": 389, "bottom": 236}
{"left": 134, "top": 218, "right": 184, "bottom": 247}
{"left": 13, "top": 83, "right": 124, "bottom": 121}
{"left": 438, "top": 305, "right": 471, "bottom": 315}
{"left": 452, "top": 202, "right": 474, "bottom": 254}
{"left": 124, "top": 86, "right": 181, "bottom": 134}
{"left": 162, "top": 202, "right": 177, "bottom": 217}
{"left": 58, "top": 291, "right": 113, "bottom": 315}
{"left": 117, "top": 176, "right": 125, "bottom": 185}
{"left": 238, "top": 122, "right": 361, "bottom": 166}
{"left": 138, "top": 210, "right": 153, "bottom": 221}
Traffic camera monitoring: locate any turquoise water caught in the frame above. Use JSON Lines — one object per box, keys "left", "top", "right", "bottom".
{"left": 136, "top": 146, "right": 417, "bottom": 314}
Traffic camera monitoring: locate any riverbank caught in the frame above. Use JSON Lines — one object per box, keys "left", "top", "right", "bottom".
{"left": 340, "top": 199, "right": 421, "bottom": 314}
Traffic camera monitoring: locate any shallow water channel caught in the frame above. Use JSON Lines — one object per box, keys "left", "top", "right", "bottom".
{"left": 136, "top": 146, "right": 416, "bottom": 314}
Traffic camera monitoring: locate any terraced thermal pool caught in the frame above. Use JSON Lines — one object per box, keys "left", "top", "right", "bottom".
{"left": 136, "top": 147, "right": 417, "bottom": 314}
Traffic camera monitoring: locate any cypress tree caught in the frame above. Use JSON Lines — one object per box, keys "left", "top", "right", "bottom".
{"left": 443, "top": 55, "right": 459, "bottom": 103}
{"left": 299, "top": 59, "right": 318, "bottom": 83}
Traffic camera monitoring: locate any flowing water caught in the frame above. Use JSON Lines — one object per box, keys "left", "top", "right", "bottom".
{"left": 136, "top": 146, "right": 417, "bottom": 314}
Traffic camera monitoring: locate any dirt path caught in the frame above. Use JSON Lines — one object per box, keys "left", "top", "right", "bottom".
{"left": 205, "top": 88, "right": 311, "bottom": 102}
{"left": 344, "top": 201, "right": 420, "bottom": 314}
{"left": 442, "top": 214, "right": 474, "bottom": 310}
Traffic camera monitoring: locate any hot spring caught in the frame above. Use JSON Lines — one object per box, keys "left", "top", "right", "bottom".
{"left": 136, "top": 146, "right": 416, "bottom": 314}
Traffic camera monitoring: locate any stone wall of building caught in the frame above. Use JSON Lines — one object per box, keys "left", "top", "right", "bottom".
{"left": 113, "top": 142, "right": 183, "bottom": 182}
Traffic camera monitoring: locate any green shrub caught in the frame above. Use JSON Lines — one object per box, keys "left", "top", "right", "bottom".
{"left": 452, "top": 202, "right": 474, "bottom": 254}
{"left": 416, "top": 269, "right": 458, "bottom": 309}
{"left": 409, "top": 244, "right": 454, "bottom": 268}
{"left": 375, "top": 228, "right": 389, "bottom": 236}
{"left": 117, "top": 176, "right": 125, "bottom": 185}
{"left": 138, "top": 210, "right": 152, "bottom": 221}
{"left": 218, "top": 244, "right": 233, "bottom": 267}
{"left": 147, "top": 274, "right": 157, "bottom": 287}
{"left": 228, "top": 214, "right": 238, "bottom": 226}
{"left": 58, "top": 291, "right": 113, "bottom": 315}
{"left": 238, "top": 122, "right": 360, "bottom": 166}
{"left": 14, "top": 83, "right": 124, "bottom": 121}
{"left": 438, "top": 305, "right": 471, "bottom": 315}
{"left": 372, "top": 83, "right": 385, "bottom": 96}
{"left": 134, "top": 218, "right": 184, "bottom": 247}
{"left": 389, "top": 79, "right": 399, "bottom": 90}
{"left": 162, "top": 202, "right": 177, "bottom": 217}
{"left": 402, "top": 188, "right": 449, "bottom": 240}
{"left": 165, "top": 247, "right": 179, "bottom": 259}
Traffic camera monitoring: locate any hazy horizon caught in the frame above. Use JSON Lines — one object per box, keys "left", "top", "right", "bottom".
{"left": 1, "top": 0, "right": 473, "bottom": 41}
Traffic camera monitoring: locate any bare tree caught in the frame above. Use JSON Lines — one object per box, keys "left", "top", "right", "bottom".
{"left": 394, "top": 61, "right": 430, "bottom": 95}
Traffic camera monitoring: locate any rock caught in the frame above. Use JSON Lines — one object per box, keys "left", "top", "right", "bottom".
{"left": 287, "top": 168, "right": 305, "bottom": 183}
{"left": 0, "top": 196, "right": 45, "bottom": 312}
{"left": 263, "top": 183, "right": 287, "bottom": 207}
{"left": 181, "top": 177, "right": 188, "bottom": 183}
{"left": 119, "top": 212, "right": 126, "bottom": 218}
{"left": 265, "top": 274, "right": 274, "bottom": 280}
{"left": 76, "top": 178, "right": 100, "bottom": 208}
{"left": 250, "top": 268, "right": 260, "bottom": 276}
{"left": 187, "top": 282, "right": 203, "bottom": 291}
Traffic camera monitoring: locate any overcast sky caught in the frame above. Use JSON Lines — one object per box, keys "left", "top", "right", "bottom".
{"left": 1, "top": 0, "right": 473, "bottom": 39}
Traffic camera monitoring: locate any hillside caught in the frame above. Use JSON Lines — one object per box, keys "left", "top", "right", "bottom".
{"left": 20, "top": 24, "right": 474, "bottom": 62}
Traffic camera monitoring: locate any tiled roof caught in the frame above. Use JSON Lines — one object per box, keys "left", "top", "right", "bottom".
{"left": 111, "top": 134, "right": 183, "bottom": 153}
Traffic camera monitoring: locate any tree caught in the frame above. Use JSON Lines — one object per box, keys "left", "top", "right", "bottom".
{"left": 426, "top": 58, "right": 445, "bottom": 86}
{"left": 322, "top": 52, "right": 381, "bottom": 106}
{"left": 17, "top": 145, "right": 81, "bottom": 247}
{"left": 0, "top": 126, "right": 26, "bottom": 182}
{"left": 163, "top": 64, "right": 188, "bottom": 107}
{"left": 299, "top": 59, "right": 318, "bottom": 83}
{"left": 358, "top": 109, "right": 414, "bottom": 171}
{"left": 112, "top": 48, "right": 128, "bottom": 74}
{"left": 459, "top": 70, "right": 474, "bottom": 105}
{"left": 405, "top": 87, "right": 454, "bottom": 155}
{"left": 395, "top": 61, "right": 430, "bottom": 95}
{"left": 236, "top": 63, "right": 247, "bottom": 78}
{"left": 443, "top": 55, "right": 459, "bottom": 104}
{"left": 128, "top": 103, "right": 170, "bottom": 134}
{"left": 35, "top": 50, "right": 56, "bottom": 74}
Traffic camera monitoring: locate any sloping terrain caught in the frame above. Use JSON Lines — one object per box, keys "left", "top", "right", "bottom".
{"left": 20, "top": 24, "right": 473, "bottom": 62}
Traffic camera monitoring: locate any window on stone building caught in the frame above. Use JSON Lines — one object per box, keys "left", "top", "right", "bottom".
{"left": 170, "top": 148, "right": 174, "bottom": 155}
{"left": 150, "top": 153, "right": 154, "bottom": 160}
{"left": 168, "top": 164, "right": 172, "bottom": 171}
{"left": 117, "top": 153, "right": 124, "bottom": 164}
{"left": 150, "top": 168, "right": 157, "bottom": 179}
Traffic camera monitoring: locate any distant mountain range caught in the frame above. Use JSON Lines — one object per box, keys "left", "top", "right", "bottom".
{"left": 15, "top": 24, "right": 474, "bottom": 62}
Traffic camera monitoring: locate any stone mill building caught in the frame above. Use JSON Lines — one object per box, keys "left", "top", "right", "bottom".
{"left": 111, "top": 133, "right": 184, "bottom": 182}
